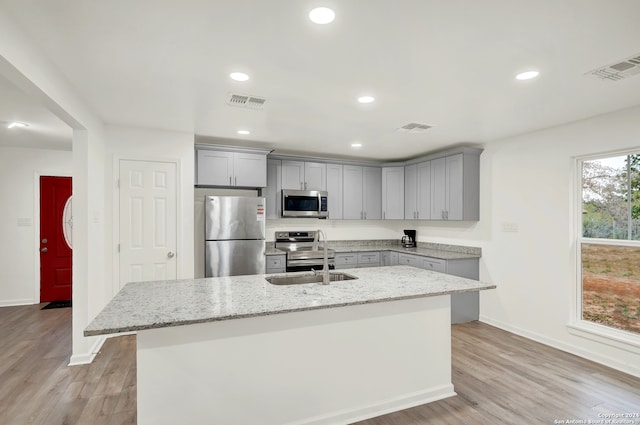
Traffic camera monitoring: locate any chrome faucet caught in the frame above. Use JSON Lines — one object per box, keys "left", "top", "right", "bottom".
{"left": 312, "top": 229, "right": 330, "bottom": 285}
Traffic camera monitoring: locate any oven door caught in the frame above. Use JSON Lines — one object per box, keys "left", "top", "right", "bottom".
{"left": 286, "top": 260, "right": 336, "bottom": 273}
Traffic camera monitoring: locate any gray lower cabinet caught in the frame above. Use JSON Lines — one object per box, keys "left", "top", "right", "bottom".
{"left": 381, "top": 251, "right": 398, "bottom": 266}
{"left": 334, "top": 253, "right": 358, "bottom": 269}
{"left": 265, "top": 254, "right": 286, "bottom": 274}
{"left": 334, "top": 252, "right": 381, "bottom": 269}
{"left": 356, "top": 252, "right": 380, "bottom": 268}
{"left": 398, "top": 252, "right": 479, "bottom": 323}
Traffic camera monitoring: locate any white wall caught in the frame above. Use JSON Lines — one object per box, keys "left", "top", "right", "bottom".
{"left": 103, "top": 125, "right": 195, "bottom": 293}
{"left": 1, "top": 10, "right": 107, "bottom": 364}
{"left": 474, "top": 106, "right": 640, "bottom": 377}
{"left": 0, "top": 146, "right": 72, "bottom": 306}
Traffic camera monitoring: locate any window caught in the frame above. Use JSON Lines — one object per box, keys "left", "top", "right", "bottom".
{"left": 579, "top": 153, "right": 640, "bottom": 336}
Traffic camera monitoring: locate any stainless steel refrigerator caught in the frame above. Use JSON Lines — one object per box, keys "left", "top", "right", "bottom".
{"left": 205, "top": 196, "right": 266, "bottom": 277}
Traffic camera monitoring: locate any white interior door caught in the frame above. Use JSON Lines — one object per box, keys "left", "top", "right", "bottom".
{"left": 120, "top": 159, "right": 177, "bottom": 289}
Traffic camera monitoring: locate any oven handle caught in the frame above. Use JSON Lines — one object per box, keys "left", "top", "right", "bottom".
{"left": 286, "top": 259, "right": 336, "bottom": 267}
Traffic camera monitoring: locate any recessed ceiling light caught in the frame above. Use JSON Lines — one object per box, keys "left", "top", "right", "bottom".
{"left": 237, "top": 130, "right": 251, "bottom": 135}
{"left": 357, "top": 96, "right": 375, "bottom": 104}
{"left": 230, "top": 72, "right": 250, "bottom": 82}
{"left": 515, "top": 71, "right": 539, "bottom": 80}
{"left": 351, "top": 143, "right": 362, "bottom": 148}
{"left": 7, "top": 122, "right": 28, "bottom": 129}
{"left": 309, "top": 7, "right": 335, "bottom": 24}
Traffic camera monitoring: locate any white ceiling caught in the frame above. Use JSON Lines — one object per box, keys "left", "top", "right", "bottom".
{"left": 0, "top": 73, "right": 72, "bottom": 150}
{"left": 2, "top": 0, "right": 640, "bottom": 160}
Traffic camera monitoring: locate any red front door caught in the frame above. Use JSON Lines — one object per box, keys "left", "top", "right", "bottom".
{"left": 40, "top": 176, "right": 72, "bottom": 302}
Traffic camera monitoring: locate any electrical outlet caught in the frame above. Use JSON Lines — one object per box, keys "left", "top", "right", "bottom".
{"left": 501, "top": 222, "right": 519, "bottom": 233}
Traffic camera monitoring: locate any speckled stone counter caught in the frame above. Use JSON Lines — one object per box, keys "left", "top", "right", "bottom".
{"left": 264, "top": 247, "right": 286, "bottom": 256}
{"left": 85, "top": 265, "right": 494, "bottom": 336}
{"left": 328, "top": 240, "right": 481, "bottom": 260}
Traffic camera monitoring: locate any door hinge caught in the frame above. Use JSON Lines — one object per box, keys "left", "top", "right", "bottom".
{"left": 117, "top": 179, "right": 120, "bottom": 188}
{"left": 117, "top": 243, "right": 120, "bottom": 252}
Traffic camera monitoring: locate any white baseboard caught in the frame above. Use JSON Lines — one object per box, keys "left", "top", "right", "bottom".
{"left": 288, "top": 385, "right": 456, "bottom": 425}
{"left": 68, "top": 335, "right": 106, "bottom": 366}
{"left": 0, "top": 298, "right": 35, "bottom": 307}
{"left": 479, "top": 315, "right": 640, "bottom": 378}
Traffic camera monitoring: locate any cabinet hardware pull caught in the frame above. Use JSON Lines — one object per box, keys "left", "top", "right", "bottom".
{"left": 229, "top": 176, "right": 232, "bottom": 185}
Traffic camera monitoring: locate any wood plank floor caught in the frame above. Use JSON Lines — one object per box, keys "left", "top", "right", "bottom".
{"left": 1, "top": 304, "right": 639, "bottom": 424}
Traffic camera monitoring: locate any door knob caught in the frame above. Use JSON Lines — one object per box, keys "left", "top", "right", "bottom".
{"left": 167, "top": 251, "right": 175, "bottom": 258}
{"left": 41, "top": 247, "right": 48, "bottom": 253}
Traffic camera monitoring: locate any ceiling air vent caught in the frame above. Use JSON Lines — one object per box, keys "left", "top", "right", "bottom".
{"left": 397, "top": 122, "right": 432, "bottom": 133}
{"left": 586, "top": 52, "right": 640, "bottom": 81}
{"left": 226, "top": 93, "right": 267, "bottom": 109}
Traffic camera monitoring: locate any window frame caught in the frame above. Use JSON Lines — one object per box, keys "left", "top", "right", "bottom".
{"left": 571, "top": 149, "right": 640, "bottom": 353}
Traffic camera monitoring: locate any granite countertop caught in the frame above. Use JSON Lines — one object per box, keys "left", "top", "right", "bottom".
{"left": 85, "top": 265, "right": 495, "bottom": 337}
{"left": 265, "top": 240, "right": 481, "bottom": 260}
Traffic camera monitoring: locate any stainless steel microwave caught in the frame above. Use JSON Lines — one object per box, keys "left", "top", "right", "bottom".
{"left": 281, "top": 190, "right": 328, "bottom": 218}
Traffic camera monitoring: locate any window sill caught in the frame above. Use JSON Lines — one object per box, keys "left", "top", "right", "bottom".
{"left": 567, "top": 321, "right": 640, "bottom": 355}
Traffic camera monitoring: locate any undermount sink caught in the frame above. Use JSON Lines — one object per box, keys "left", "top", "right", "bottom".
{"left": 266, "top": 272, "right": 358, "bottom": 285}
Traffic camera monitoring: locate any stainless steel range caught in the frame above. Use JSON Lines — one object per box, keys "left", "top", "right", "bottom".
{"left": 274, "top": 231, "right": 336, "bottom": 272}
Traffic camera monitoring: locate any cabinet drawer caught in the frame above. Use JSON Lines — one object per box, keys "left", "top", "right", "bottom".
{"left": 422, "top": 257, "right": 446, "bottom": 273}
{"left": 357, "top": 252, "right": 380, "bottom": 265}
{"left": 265, "top": 255, "right": 285, "bottom": 273}
{"left": 335, "top": 253, "right": 358, "bottom": 267}
{"left": 398, "top": 253, "right": 421, "bottom": 267}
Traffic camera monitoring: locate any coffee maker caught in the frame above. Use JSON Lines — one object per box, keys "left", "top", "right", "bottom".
{"left": 402, "top": 229, "right": 416, "bottom": 248}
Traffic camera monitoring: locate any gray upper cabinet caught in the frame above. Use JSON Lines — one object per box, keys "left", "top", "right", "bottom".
{"left": 281, "top": 161, "right": 305, "bottom": 190}
{"left": 405, "top": 161, "right": 431, "bottom": 220}
{"left": 343, "top": 165, "right": 381, "bottom": 220}
{"left": 343, "top": 165, "right": 364, "bottom": 219}
{"left": 404, "top": 164, "right": 417, "bottom": 220}
{"left": 363, "top": 167, "right": 382, "bottom": 220}
{"left": 382, "top": 167, "right": 404, "bottom": 220}
{"left": 430, "top": 151, "right": 480, "bottom": 221}
{"left": 282, "top": 160, "right": 326, "bottom": 191}
{"left": 326, "top": 163, "right": 343, "bottom": 219}
{"left": 304, "top": 162, "right": 327, "bottom": 191}
{"left": 416, "top": 161, "right": 432, "bottom": 220}
{"left": 197, "top": 150, "right": 233, "bottom": 186}
{"left": 265, "top": 159, "right": 282, "bottom": 219}
{"left": 196, "top": 147, "right": 268, "bottom": 188}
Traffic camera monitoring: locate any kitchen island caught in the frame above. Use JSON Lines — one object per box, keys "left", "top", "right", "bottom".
{"left": 86, "top": 265, "right": 495, "bottom": 425}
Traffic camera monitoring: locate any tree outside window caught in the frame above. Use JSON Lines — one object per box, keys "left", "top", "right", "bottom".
{"left": 581, "top": 153, "right": 640, "bottom": 335}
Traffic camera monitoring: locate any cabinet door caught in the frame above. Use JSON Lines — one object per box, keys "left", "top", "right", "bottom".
{"left": 197, "top": 150, "right": 233, "bottom": 186}
{"left": 326, "top": 163, "right": 343, "bottom": 219}
{"left": 265, "top": 160, "right": 282, "bottom": 219}
{"left": 416, "top": 161, "right": 431, "bottom": 220}
{"left": 422, "top": 257, "right": 446, "bottom": 273}
{"left": 430, "top": 157, "right": 446, "bottom": 220}
{"left": 382, "top": 167, "right": 404, "bottom": 220}
{"left": 234, "top": 152, "right": 267, "bottom": 187}
{"left": 363, "top": 167, "right": 382, "bottom": 220}
{"left": 334, "top": 253, "right": 358, "bottom": 269}
{"left": 381, "top": 251, "right": 399, "bottom": 266}
{"left": 398, "top": 253, "right": 421, "bottom": 267}
{"left": 404, "top": 164, "right": 417, "bottom": 219}
{"left": 446, "top": 154, "right": 463, "bottom": 220}
{"left": 304, "top": 162, "right": 327, "bottom": 191}
{"left": 343, "top": 166, "right": 363, "bottom": 219}
{"left": 265, "top": 255, "right": 286, "bottom": 273}
{"left": 281, "top": 161, "right": 305, "bottom": 190}
{"left": 357, "top": 252, "right": 381, "bottom": 267}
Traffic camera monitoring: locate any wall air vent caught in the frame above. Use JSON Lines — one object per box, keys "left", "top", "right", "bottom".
{"left": 397, "top": 122, "right": 432, "bottom": 133}
{"left": 586, "top": 52, "right": 640, "bottom": 81}
{"left": 226, "top": 93, "right": 267, "bottom": 109}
